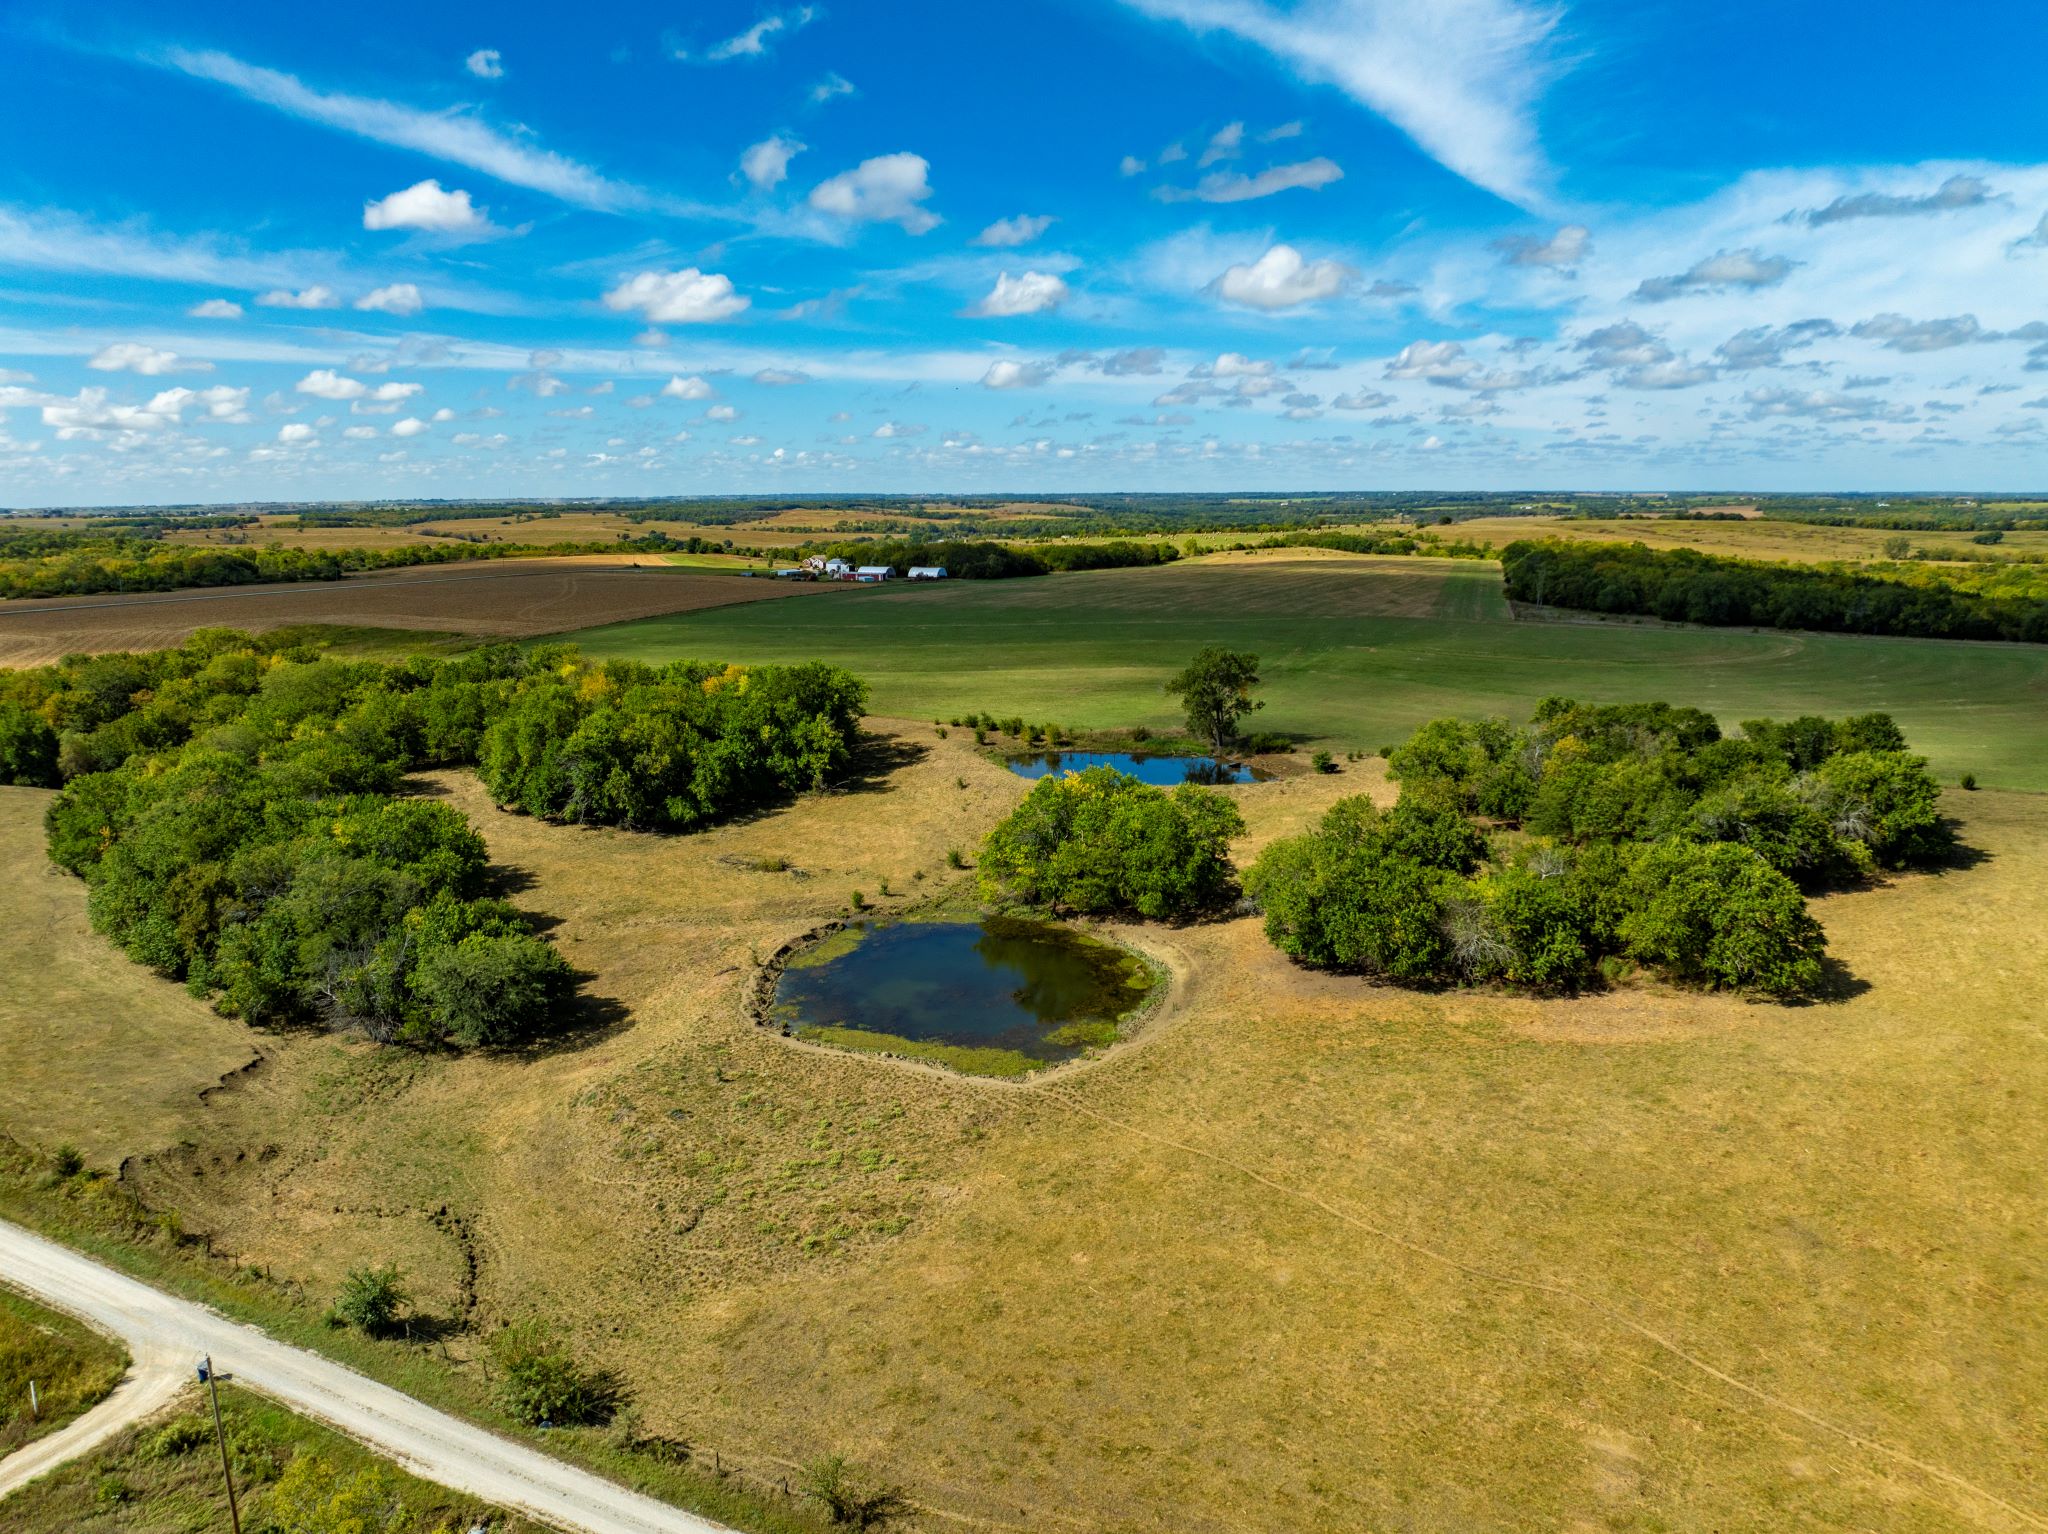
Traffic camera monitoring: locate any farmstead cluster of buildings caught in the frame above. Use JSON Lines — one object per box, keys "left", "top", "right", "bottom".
{"left": 770, "top": 557, "right": 950, "bottom": 582}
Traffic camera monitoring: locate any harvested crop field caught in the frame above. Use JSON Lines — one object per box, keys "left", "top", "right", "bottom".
{"left": 0, "top": 557, "right": 850, "bottom": 666}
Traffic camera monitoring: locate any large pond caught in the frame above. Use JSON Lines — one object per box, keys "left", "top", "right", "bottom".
{"left": 772, "top": 916, "right": 1154, "bottom": 1076}
{"left": 1005, "top": 750, "right": 1265, "bottom": 786}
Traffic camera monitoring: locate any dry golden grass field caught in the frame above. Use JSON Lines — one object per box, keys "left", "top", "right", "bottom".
{"left": 1451, "top": 513, "right": 2048, "bottom": 564}
{"left": 1, "top": 711, "right": 2042, "bottom": 1533}
{"left": 0, "top": 556, "right": 850, "bottom": 666}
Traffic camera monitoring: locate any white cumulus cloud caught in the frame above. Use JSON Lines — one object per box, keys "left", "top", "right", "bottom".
{"left": 256, "top": 285, "right": 340, "bottom": 310}
{"left": 464, "top": 49, "right": 504, "bottom": 80}
{"left": 808, "top": 154, "right": 939, "bottom": 234}
{"left": 355, "top": 282, "right": 424, "bottom": 316}
{"left": 295, "top": 369, "right": 421, "bottom": 403}
{"left": 981, "top": 359, "right": 1053, "bottom": 389}
{"left": 969, "top": 270, "right": 1070, "bottom": 317}
{"left": 604, "top": 268, "right": 749, "bottom": 324}
{"left": 1211, "top": 243, "right": 1351, "bottom": 308}
{"left": 188, "top": 297, "right": 244, "bottom": 319}
{"left": 88, "top": 343, "right": 210, "bottom": 376}
{"left": 661, "top": 375, "right": 716, "bottom": 400}
{"left": 363, "top": 179, "right": 497, "bottom": 238}
{"left": 740, "top": 135, "right": 805, "bottom": 190}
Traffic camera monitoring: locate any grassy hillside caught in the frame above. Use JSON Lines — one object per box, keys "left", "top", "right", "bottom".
{"left": 10, "top": 740, "right": 2036, "bottom": 1533}
{"left": 566, "top": 551, "right": 2048, "bottom": 789}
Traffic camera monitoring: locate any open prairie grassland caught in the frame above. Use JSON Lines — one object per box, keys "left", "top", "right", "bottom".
{"left": 0, "top": 720, "right": 2043, "bottom": 1530}
{"left": 572, "top": 551, "right": 2048, "bottom": 788}
{"left": 0, "top": 555, "right": 849, "bottom": 667}
{"left": 1, "top": 550, "right": 2043, "bottom": 1533}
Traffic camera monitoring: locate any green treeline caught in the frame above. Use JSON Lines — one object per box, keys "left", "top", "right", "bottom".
{"left": 1245, "top": 699, "right": 1951, "bottom": 998}
{"left": 1, "top": 633, "right": 866, "bottom": 1048}
{"left": 1249, "top": 529, "right": 1495, "bottom": 559}
{"left": 1760, "top": 501, "right": 2048, "bottom": 532}
{"left": 800, "top": 537, "right": 1182, "bottom": 579}
{"left": 0, "top": 532, "right": 694, "bottom": 602}
{"left": 1501, "top": 539, "right": 2048, "bottom": 643}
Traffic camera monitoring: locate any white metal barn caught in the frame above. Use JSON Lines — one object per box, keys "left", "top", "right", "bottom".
{"left": 854, "top": 565, "right": 894, "bottom": 582}
{"left": 906, "top": 566, "right": 949, "bottom": 580}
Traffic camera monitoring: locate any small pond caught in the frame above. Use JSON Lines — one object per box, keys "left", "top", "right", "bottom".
{"left": 1005, "top": 750, "right": 1265, "bottom": 786}
{"left": 772, "top": 916, "right": 1154, "bottom": 1077}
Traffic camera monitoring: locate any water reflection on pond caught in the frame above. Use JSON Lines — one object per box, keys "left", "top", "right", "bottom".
{"left": 772, "top": 916, "right": 1153, "bottom": 1076}
{"left": 1005, "top": 750, "right": 1264, "bottom": 786}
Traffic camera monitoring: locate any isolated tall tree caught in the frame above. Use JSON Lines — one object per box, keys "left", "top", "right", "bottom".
{"left": 1165, "top": 647, "right": 1263, "bottom": 755}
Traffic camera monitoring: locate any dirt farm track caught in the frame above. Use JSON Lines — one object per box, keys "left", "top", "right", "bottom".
{"left": 0, "top": 558, "right": 848, "bottom": 665}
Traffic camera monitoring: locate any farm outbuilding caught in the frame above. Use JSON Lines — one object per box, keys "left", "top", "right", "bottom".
{"left": 855, "top": 565, "right": 894, "bottom": 582}
{"left": 906, "top": 566, "right": 949, "bottom": 580}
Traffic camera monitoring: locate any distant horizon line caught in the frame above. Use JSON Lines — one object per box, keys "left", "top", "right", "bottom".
{"left": 8, "top": 488, "right": 2048, "bottom": 515}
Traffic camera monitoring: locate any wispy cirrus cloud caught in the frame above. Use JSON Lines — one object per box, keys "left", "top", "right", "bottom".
{"left": 1117, "top": 0, "right": 1562, "bottom": 208}
{"left": 0, "top": 204, "right": 326, "bottom": 289}
{"left": 152, "top": 47, "right": 650, "bottom": 211}
{"left": 1800, "top": 173, "right": 1994, "bottom": 227}
{"left": 1155, "top": 157, "right": 1343, "bottom": 204}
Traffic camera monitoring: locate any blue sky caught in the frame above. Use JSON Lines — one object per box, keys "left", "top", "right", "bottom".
{"left": 4, "top": 0, "right": 2048, "bottom": 505}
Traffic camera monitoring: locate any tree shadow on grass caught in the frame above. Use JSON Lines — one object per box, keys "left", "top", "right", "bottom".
{"left": 481, "top": 861, "right": 541, "bottom": 899}
{"left": 1926, "top": 820, "right": 1992, "bottom": 874}
{"left": 827, "top": 733, "right": 930, "bottom": 796}
{"left": 395, "top": 1312, "right": 468, "bottom": 1346}
{"left": 1801, "top": 956, "right": 1871, "bottom": 1006}
{"left": 514, "top": 977, "right": 633, "bottom": 1061}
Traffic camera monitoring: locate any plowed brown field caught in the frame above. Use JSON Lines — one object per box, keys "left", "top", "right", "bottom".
{"left": 0, "top": 557, "right": 850, "bottom": 666}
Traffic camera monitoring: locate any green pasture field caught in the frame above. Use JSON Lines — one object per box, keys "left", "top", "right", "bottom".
{"left": 563, "top": 551, "right": 2048, "bottom": 790}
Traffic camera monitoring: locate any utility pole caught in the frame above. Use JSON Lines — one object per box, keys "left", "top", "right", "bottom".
{"left": 199, "top": 1355, "right": 243, "bottom": 1534}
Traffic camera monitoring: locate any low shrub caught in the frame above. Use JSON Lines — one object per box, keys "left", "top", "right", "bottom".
{"left": 332, "top": 1263, "right": 407, "bottom": 1337}
{"left": 803, "top": 1455, "right": 910, "bottom": 1530}
{"left": 488, "top": 1322, "right": 627, "bottom": 1428}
